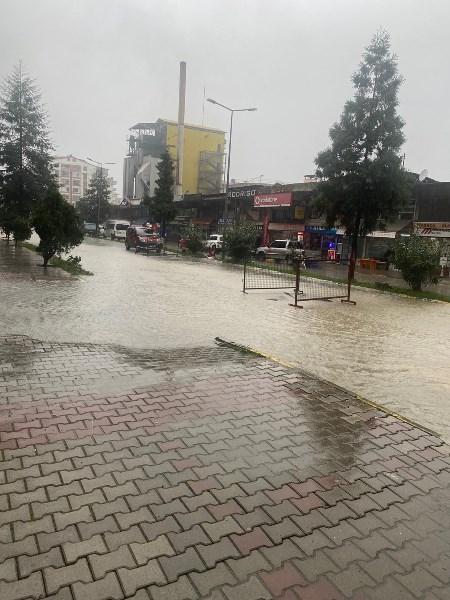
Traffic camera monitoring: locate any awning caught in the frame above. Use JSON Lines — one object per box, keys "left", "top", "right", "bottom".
{"left": 269, "top": 223, "right": 305, "bottom": 231}
{"left": 192, "top": 219, "right": 213, "bottom": 226}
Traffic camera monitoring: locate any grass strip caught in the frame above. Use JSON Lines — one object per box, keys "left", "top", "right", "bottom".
{"left": 20, "top": 242, "right": 93, "bottom": 276}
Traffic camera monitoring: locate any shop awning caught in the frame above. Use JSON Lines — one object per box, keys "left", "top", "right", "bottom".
{"left": 192, "top": 219, "right": 213, "bottom": 225}
{"left": 269, "top": 223, "right": 305, "bottom": 231}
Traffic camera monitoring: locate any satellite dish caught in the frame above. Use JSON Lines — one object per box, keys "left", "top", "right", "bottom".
{"left": 419, "top": 169, "right": 428, "bottom": 182}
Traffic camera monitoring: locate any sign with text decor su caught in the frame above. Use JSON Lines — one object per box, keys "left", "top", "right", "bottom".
{"left": 253, "top": 192, "right": 293, "bottom": 208}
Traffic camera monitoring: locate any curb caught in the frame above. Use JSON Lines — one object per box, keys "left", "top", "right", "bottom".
{"left": 215, "top": 336, "right": 442, "bottom": 439}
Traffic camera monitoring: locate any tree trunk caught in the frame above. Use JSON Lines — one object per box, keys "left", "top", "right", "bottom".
{"left": 347, "top": 216, "right": 361, "bottom": 300}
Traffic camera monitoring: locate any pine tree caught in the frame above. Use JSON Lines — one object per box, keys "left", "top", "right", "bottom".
{"left": 76, "top": 168, "right": 111, "bottom": 228}
{"left": 0, "top": 63, "right": 54, "bottom": 241}
{"left": 315, "top": 30, "right": 407, "bottom": 284}
{"left": 143, "top": 151, "right": 176, "bottom": 236}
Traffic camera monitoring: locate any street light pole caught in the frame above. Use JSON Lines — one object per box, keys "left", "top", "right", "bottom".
{"left": 86, "top": 158, "right": 116, "bottom": 234}
{"left": 206, "top": 99, "right": 256, "bottom": 227}
{"left": 225, "top": 110, "right": 234, "bottom": 219}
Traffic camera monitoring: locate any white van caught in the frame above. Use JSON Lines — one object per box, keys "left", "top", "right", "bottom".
{"left": 104, "top": 220, "right": 130, "bottom": 241}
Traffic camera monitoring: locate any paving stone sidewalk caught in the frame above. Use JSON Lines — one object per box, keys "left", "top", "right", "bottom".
{"left": 0, "top": 335, "right": 450, "bottom": 599}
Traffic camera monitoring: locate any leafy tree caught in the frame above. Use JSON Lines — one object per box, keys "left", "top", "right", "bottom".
{"left": 76, "top": 168, "right": 111, "bottom": 229}
{"left": 394, "top": 235, "right": 440, "bottom": 291}
{"left": 0, "top": 63, "right": 54, "bottom": 241}
{"left": 143, "top": 151, "right": 176, "bottom": 236}
{"left": 33, "top": 187, "right": 84, "bottom": 267}
{"left": 183, "top": 225, "right": 204, "bottom": 255}
{"left": 315, "top": 30, "right": 407, "bottom": 285}
{"left": 224, "top": 222, "right": 258, "bottom": 262}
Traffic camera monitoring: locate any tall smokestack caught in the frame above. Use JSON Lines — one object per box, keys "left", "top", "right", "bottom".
{"left": 176, "top": 61, "right": 186, "bottom": 199}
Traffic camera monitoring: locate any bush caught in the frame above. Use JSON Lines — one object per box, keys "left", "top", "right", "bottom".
{"left": 224, "top": 223, "right": 258, "bottom": 262}
{"left": 184, "top": 225, "right": 204, "bottom": 255}
{"left": 393, "top": 235, "right": 441, "bottom": 291}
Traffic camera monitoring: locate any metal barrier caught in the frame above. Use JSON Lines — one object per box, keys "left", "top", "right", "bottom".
{"left": 243, "top": 257, "right": 355, "bottom": 306}
{"left": 242, "top": 260, "right": 297, "bottom": 291}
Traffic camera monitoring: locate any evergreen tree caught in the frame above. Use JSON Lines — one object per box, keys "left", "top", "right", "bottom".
{"left": 315, "top": 31, "right": 407, "bottom": 285}
{"left": 33, "top": 186, "right": 84, "bottom": 267}
{"left": 143, "top": 151, "right": 176, "bottom": 236}
{"left": 0, "top": 63, "right": 54, "bottom": 241}
{"left": 76, "top": 168, "right": 111, "bottom": 228}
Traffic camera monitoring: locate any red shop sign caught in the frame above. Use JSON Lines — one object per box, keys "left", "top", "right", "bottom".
{"left": 253, "top": 192, "right": 292, "bottom": 208}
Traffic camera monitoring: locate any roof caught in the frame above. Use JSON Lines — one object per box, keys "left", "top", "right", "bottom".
{"left": 160, "top": 119, "right": 225, "bottom": 135}
{"left": 129, "top": 123, "right": 157, "bottom": 131}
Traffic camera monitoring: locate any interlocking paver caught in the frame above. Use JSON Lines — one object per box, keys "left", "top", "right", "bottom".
{"left": 159, "top": 547, "right": 205, "bottom": 582}
{"left": 223, "top": 575, "right": 272, "bottom": 600}
{"left": 90, "top": 545, "right": 136, "bottom": 579}
{"left": 63, "top": 534, "right": 107, "bottom": 563}
{"left": 148, "top": 575, "right": 199, "bottom": 600}
{"left": 118, "top": 561, "right": 166, "bottom": 594}
{"left": 44, "top": 558, "right": 92, "bottom": 594}
{"left": 1, "top": 336, "right": 450, "bottom": 600}
{"left": 18, "top": 547, "right": 64, "bottom": 577}
{"left": 198, "top": 537, "right": 240, "bottom": 568}
{"left": 0, "top": 571, "right": 44, "bottom": 600}
{"left": 104, "top": 525, "right": 146, "bottom": 551}
{"left": 72, "top": 572, "right": 123, "bottom": 600}
{"left": 130, "top": 535, "right": 175, "bottom": 564}
{"left": 260, "top": 562, "right": 306, "bottom": 596}
{"left": 190, "top": 562, "right": 237, "bottom": 596}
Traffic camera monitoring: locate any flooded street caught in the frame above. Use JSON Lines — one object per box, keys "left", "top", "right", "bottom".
{"left": 1, "top": 237, "right": 450, "bottom": 439}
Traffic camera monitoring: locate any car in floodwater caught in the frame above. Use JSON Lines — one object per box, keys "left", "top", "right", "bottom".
{"left": 125, "top": 226, "right": 163, "bottom": 254}
{"left": 255, "top": 239, "right": 303, "bottom": 261}
{"left": 104, "top": 220, "right": 131, "bottom": 241}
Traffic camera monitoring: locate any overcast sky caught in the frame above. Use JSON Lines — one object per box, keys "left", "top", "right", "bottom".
{"left": 1, "top": 0, "right": 450, "bottom": 192}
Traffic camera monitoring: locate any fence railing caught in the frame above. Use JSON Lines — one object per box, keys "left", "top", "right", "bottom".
{"left": 243, "top": 257, "right": 356, "bottom": 306}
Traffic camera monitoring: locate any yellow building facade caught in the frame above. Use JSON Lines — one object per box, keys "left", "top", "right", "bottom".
{"left": 164, "top": 120, "right": 225, "bottom": 195}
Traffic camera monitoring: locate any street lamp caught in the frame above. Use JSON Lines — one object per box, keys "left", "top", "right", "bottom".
{"left": 207, "top": 98, "right": 257, "bottom": 223}
{"left": 86, "top": 157, "right": 116, "bottom": 233}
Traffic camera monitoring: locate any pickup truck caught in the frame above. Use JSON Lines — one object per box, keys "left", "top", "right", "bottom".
{"left": 204, "top": 234, "right": 223, "bottom": 251}
{"left": 256, "top": 239, "right": 303, "bottom": 261}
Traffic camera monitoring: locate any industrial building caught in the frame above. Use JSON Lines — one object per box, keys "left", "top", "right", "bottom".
{"left": 122, "top": 119, "right": 225, "bottom": 202}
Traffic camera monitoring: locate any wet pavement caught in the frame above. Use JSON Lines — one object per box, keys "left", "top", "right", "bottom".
{"left": 1, "top": 238, "right": 449, "bottom": 440}
{"left": 0, "top": 335, "right": 450, "bottom": 600}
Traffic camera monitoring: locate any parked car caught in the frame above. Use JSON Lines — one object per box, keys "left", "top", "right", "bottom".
{"left": 125, "top": 226, "right": 163, "bottom": 254}
{"left": 204, "top": 234, "right": 223, "bottom": 251}
{"left": 104, "top": 220, "right": 131, "bottom": 241}
{"left": 83, "top": 222, "right": 97, "bottom": 235}
{"left": 256, "top": 239, "right": 303, "bottom": 261}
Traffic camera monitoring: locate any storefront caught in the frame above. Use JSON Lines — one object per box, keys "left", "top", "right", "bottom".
{"left": 252, "top": 191, "right": 306, "bottom": 245}
{"left": 303, "top": 226, "right": 344, "bottom": 257}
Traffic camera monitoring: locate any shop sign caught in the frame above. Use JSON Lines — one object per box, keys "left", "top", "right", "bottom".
{"left": 218, "top": 217, "right": 234, "bottom": 225}
{"left": 415, "top": 222, "right": 450, "bottom": 237}
{"left": 228, "top": 188, "right": 258, "bottom": 199}
{"left": 305, "top": 226, "right": 337, "bottom": 235}
{"left": 367, "top": 231, "right": 396, "bottom": 238}
{"left": 253, "top": 192, "right": 292, "bottom": 208}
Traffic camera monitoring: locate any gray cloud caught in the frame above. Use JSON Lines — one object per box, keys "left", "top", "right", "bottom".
{"left": 1, "top": 0, "right": 450, "bottom": 190}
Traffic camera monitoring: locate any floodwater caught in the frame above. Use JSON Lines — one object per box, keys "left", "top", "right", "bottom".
{"left": 1, "top": 237, "right": 450, "bottom": 439}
